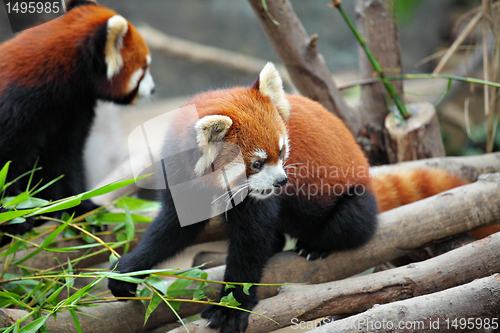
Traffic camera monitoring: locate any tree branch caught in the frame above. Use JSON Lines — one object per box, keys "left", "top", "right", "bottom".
{"left": 247, "top": 0, "right": 364, "bottom": 135}
{"left": 170, "top": 232, "right": 500, "bottom": 332}
{"left": 309, "top": 274, "right": 500, "bottom": 332}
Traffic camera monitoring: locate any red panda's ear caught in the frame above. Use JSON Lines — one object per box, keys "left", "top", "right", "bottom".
{"left": 105, "top": 15, "right": 129, "bottom": 80}
{"left": 257, "top": 62, "right": 290, "bottom": 121}
{"left": 194, "top": 115, "right": 233, "bottom": 175}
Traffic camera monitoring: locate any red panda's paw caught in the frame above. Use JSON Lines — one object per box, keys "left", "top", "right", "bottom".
{"left": 293, "top": 243, "right": 330, "bottom": 261}
{"left": 201, "top": 305, "right": 250, "bottom": 333}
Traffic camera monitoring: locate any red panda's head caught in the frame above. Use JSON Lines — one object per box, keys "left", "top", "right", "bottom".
{"left": 85, "top": 6, "right": 155, "bottom": 104}
{"left": 190, "top": 63, "right": 290, "bottom": 200}
{"left": 0, "top": 1, "right": 154, "bottom": 104}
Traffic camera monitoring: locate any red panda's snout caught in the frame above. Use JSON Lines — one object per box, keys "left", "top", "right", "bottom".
{"left": 247, "top": 134, "right": 290, "bottom": 199}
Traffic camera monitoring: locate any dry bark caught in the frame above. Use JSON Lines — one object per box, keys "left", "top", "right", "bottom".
{"left": 247, "top": 0, "right": 363, "bottom": 135}
{"left": 384, "top": 102, "right": 446, "bottom": 163}
{"left": 170, "top": 232, "right": 500, "bottom": 332}
{"left": 309, "top": 274, "right": 500, "bottom": 333}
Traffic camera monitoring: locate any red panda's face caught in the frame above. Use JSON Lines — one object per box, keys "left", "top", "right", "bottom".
{"left": 96, "top": 13, "right": 155, "bottom": 104}
{"left": 193, "top": 63, "right": 291, "bottom": 200}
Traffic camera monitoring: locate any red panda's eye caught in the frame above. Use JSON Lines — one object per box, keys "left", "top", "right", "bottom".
{"left": 279, "top": 148, "right": 284, "bottom": 159}
{"left": 252, "top": 161, "right": 264, "bottom": 171}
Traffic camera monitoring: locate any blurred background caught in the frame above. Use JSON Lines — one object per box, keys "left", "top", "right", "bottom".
{"left": 0, "top": 0, "right": 496, "bottom": 188}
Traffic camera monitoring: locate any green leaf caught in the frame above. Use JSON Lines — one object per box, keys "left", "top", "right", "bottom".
{"left": 145, "top": 276, "right": 167, "bottom": 295}
{"left": 116, "top": 197, "right": 160, "bottom": 212}
{"left": 167, "top": 269, "right": 205, "bottom": 296}
{"left": 144, "top": 292, "right": 162, "bottom": 326}
{"left": 18, "top": 314, "right": 50, "bottom": 333}
{"left": 224, "top": 284, "right": 235, "bottom": 291}
{"left": 220, "top": 292, "right": 241, "bottom": 307}
{"left": 0, "top": 209, "right": 37, "bottom": 223}
{"left": 69, "top": 309, "right": 83, "bottom": 333}
{"left": 109, "top": 253, "right": 119, "bottom": 265}
{"left": 123, "top": 205, "right": 135, "bottom": 242}
{"left": 3, "top": 240, "right": 22, "bottom": 256}
{"left": 0, "top": 161, "right": 10, "bottom": 192}
{"left": 26, "top": 196, "right": 81, "bottom": 217}
{"left": 3, "top": 192, "right": 29, "bottom": 208}
{"left": 80, "top": 174, "right": 151, "bottom": 201}
{"left": 4, "top": 217, "right": 26, "bottom": 225}
{"left": 16, "top": 198, "right": 49, "bottom": 209}
{"left": 242, "top": 283, "right": 252, "bottom": 296}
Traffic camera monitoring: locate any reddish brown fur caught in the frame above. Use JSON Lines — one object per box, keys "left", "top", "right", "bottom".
{"left": 0, "top": 4, "right": 150, "bottom": 99}
{"left": 179, "top": 86, "right": 500, "bottom": 239}
{"left": 372, "top": 169, "right": 467, "bottom": 212}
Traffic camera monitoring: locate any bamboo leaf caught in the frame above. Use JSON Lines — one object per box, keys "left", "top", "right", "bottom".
{"left": 0, "top": 161, "right": 11, "bottom": 192}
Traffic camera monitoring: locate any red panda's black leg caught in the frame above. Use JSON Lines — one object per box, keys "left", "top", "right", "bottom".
{"left": 292, "top": 190, "right": 378, "bottom": 261}
{"left": 201, "top": 197, "right": 282, "bottom": 333}
{"left": 108, "top": 188, "right": 210, "bottom": 298}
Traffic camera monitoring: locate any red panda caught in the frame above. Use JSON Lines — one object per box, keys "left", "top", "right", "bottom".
{"left": 109, "top": 63, "right": 467, "bottom": 333}
{"left": 0, "top": 0, "right": 155, "bottom": 235}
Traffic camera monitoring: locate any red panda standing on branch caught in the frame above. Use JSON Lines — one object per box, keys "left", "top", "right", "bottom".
{"left": 109, "top": 63, "right": 466, "bottom": 333}
{"left": 0, "top": 0, "right": 155, "bottom": 235}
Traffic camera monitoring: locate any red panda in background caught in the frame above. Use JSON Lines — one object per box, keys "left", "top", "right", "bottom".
{"left": 109, "top": 63, "right": 466, "bottom": 333}
{"left": 0, "top": 0, "right": 155, "bottom": 235}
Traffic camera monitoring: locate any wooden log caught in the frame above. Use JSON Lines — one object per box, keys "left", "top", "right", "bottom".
{"left": 5, "top": 175, "right": 500, "bottom": 332}
{"left": 309, "top": 274, "right": 500, "bottom": 333}
{"left": 384, "top": 102, "right": 446, "bottom": 163}
{"left": 170, "top": 232, "right": 500, "bottom": 332}
{"left": 192, "top": 251, "right": 227, "bottom": 269}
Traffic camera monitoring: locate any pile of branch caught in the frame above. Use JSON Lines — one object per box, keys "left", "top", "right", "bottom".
{"left": 5, "top": 170, "right": 499, "bottom": 332}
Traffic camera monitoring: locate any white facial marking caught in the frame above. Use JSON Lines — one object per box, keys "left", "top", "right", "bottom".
{"left": 127, "top": 68, "right": 144, "bottom": 92}
{"left": 146, "top": 54, "right": 152, "bottom": 65}
{"left": 254, "top": 149, "right": 267, "bottom": 160}
{"left": 138, "top": 70, "right": 155, "bottom": 97}
{"left": 283, "top": 133, "right": 290, "bottom": 161}
{"left": 248, "top": 163, "right": 287, "bottom": 200}
{"left": 218, "top": 161, "right": 246, "bottom": 188}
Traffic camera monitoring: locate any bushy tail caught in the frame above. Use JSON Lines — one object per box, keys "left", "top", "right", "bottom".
{"left": 372, "top": 168, "right": 500, "bottom": 239}
{"left": 371, "top": 168, "right": 467, "bottom": 213}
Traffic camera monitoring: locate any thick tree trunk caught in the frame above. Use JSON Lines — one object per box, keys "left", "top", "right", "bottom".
{"left": 309, "top": 274, "right": 500, "bottom": 333}
{"left": 355, "top": 0, "right": 403, "bottom": 127}
{"left": 384, "top": 102, "right": 445, "bottom": 163}
{"left": 247, "top": 0, "right": 363, "bottom": 135}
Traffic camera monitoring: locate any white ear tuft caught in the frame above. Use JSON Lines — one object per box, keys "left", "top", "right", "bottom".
{"left": 259, "top": 62, "right": 290, "bottom": 121}
{"left": 193, "top": 115, "right": 232, "bottom": 175}
{"left": 105, "top": 15, "right": 128, "bottom": 80}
